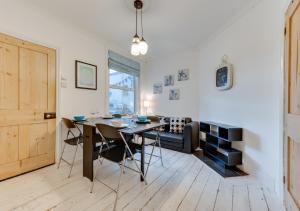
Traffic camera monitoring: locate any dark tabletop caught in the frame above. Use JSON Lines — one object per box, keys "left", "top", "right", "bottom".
{"left": 75, "top": 117, "right": 166, "bottom": 135}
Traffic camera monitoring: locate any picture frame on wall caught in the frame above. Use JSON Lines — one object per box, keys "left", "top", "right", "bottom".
{"left": 178, "top": 68, "right": 189, "bottom": 81}
{"left": 169, "top": 89, "right": 180, "bottom": 100}
{"left": 164, "top": 75, "right": 175, "bottom": 86}
{"left": 75, "top": 60, "right": 97, "bottom": 90}
{"left": 153, "top": 83, "right": 163, "bottom": 94}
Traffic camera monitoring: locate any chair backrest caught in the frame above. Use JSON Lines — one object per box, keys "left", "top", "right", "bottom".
{"left": 62, "top": 118, "right": 76, "bottom": 129}
{"left": 95, "top": 123, "right": 122, "bottom": 142}
{"left": 147, "top": 116, "right": 160, "bottom": 123}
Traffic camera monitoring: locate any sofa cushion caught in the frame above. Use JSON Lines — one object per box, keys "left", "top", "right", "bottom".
{"left": 169, "top": 117, "right": 186, "bottom": 134}
{"left": 144, "top": 131, "right": 184, "bottom": 145}
{"left": 160, "top": 132, "right": 184, "bottom": 144}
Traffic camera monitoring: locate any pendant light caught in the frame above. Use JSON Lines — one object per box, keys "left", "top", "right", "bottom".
{"left": 131, "top": 7, "right": 140, "bottom": 56}
{"left": 130, "top": 0, "right": 148, "bottom": 56}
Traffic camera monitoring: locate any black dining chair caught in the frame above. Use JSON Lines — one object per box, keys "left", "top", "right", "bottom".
{"left": 134, "top": 116, "right": 164, "bottom": 177}
{"left": 90, "top": 123, "right": 147, "bottom": 210}
{"left": 57, "top": 118, "right": 83, "bottom": 178}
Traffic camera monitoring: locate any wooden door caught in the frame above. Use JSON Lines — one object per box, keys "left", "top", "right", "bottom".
{"left": 0, "top": 33, "right": 56, "bottom": 180}
{"left": 285, "top": 0, "right": 300, "bottom": 210}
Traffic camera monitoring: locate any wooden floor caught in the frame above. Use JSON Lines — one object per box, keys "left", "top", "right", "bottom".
{"left": 0, "top": 145, "right": 285, "bottom": 211}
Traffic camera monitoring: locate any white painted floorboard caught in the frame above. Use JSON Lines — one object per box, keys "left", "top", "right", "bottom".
{"left": 0, "top": 146, "right": 285, "bottom": 211}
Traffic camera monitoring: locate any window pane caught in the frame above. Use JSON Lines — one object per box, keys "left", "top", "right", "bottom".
{"left": 109, "top": 88, "right": 135, "bottom": 114}
{"left": 109, "top": 69, "right": 134, "bottom": 90}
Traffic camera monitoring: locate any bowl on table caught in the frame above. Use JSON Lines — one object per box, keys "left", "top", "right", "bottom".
{"left": 137, "top": 116, "right": 148, "bottom": 122}
{"left": 73, "top": 115, "right": 86, "bottom": 121}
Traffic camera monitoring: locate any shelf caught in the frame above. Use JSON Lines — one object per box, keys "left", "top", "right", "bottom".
{"left": 206, "top": 141, "right": 218, "bottom": 149}
{"left": 200, "top": 121, "right": 243, "bottom": 167}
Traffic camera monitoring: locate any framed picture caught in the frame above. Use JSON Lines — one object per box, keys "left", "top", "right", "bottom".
{"left": 216, "top": 57, "right": 233, "bottom": 91}
{"left": 153, "top": 83, "right": 163, "bottom": 94}
{"left": 75, "top": 60, "right": 97, "bottom": 90}
{"left": 178, "top": 68, "right": 189, "bottom": 81}
{"left": 169, "top": 89, "right": 180, "bottom": 100}
{"left": 164, "top": 75, "right": 175, "bottom": 86}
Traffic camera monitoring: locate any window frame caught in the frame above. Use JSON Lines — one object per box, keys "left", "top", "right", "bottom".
{"left": 108, "top": 68, "right": 140, "bottom": 115}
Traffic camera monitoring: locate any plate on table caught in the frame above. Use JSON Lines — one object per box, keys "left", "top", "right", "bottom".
{"left": 112, "top": 123, "right": 129, "bottom": 128}
{"left": 136, "top": 120, "right": 151, "bottom": 124}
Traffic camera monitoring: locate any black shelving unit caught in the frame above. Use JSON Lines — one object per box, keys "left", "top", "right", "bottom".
{"left": 199, "top": 121, "right": 243, "bottom": 168}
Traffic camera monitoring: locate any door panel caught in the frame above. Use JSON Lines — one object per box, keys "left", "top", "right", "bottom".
{"left": 287, "top": 138, "right": 300, "bottom": 208}
{"left": 285, "top": 0, "right": 300, "bottom": 210}
{"left": 0, "top": 126, "right": 18, "bottom": 165}
{"left": 19, "top": 123, "right": 49, "bottom": 159}
{"left": 0, "top": 42, "right": 18, "bottom": 110}
{"left": 20, "top": 48, "right": 48, "bottom": 110}
{"left": 0, "top": 33, "right": 56, "bottom": 180}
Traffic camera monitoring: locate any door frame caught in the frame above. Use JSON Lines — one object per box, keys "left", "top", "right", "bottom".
{"left": 283, "top": 0, "right": 300, "bottom": 210}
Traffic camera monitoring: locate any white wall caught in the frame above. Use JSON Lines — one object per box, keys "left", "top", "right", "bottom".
{"left": 142, "top": 0, "right": 287, "bottom": 197}
{"left": 141, "top": 51, "right": 199, "bottom": 120}
{"left": 197, "top": 0, "right": 285, "bottom": 195}
{"left": 0, "top": 0, "right": 143, "bottom": 159}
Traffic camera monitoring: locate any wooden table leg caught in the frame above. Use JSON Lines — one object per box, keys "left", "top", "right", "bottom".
{"left": 83, "top": 125, "right": 94, "bottom": 181}
{"left": 141, "top": 133, "right": 145, "bottom": 181}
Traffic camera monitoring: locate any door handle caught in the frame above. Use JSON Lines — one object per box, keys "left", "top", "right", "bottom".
{"left": 44, "top": 112, "right": 56, "bottom": 119}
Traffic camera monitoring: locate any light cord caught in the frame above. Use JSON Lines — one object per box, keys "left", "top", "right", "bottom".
{"left": 141, "top": 8, "right": 144, "bottom": 37}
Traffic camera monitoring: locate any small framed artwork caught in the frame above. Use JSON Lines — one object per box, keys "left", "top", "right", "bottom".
{"left": 75, "top": 60, "right": 97, "bottom": 90}
{"left": 153, "top": 83, "right": 163, "bottom": 94}
{"left": 169, "top": 89, "right": 180, "bottom": 100}
{"left": 216, "top": 56, "right": 233, "bottom": 91}
{"left": 178, "top": 68, "right": 189, "bottom": 81}
{"left": 164, "top": 75, "right": 175, "bottom": 86}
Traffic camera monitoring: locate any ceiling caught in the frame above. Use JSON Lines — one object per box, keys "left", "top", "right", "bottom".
{"left": 28, "top": 0, "right": 256, "bottom": 59}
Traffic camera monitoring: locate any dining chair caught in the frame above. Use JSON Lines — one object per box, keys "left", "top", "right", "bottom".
{"left": 91, "top": 123, "right": 147, "bottom": 210}
{"left": 57, "top": 118, "right": 83, "bottom": 178}
{"left": 133, "top": 116, "right": 164, "bottom": 177}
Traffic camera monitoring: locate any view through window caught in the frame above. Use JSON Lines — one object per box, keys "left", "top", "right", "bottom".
{"left": 109, "top": 69, "right": 138, "bottom": 114}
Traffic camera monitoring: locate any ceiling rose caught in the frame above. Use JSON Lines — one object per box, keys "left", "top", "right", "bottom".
{"left": 124, "top": 0, "right": 151, "bottom": 13}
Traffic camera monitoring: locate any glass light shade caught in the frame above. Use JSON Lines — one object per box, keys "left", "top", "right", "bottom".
{"left": 131, "top": 35, "right": 140, "bottom": 56}
{"left": 131, "top": 43, "right": 140, "bottom": 56}
{"left": 139, "top": 38, "right": 148, "bottom": 55}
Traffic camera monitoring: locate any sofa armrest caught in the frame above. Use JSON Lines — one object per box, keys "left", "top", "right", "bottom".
{"left": 183, "top": 121, "right": 199, "bottom": 153}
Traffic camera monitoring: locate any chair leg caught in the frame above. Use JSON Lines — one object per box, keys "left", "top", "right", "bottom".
{"left": 113, "top": 152, "right": 126, "bottom": 211}
{"left": 145, "top": 143, "right": 155, "bottom": 177}
{"left": 98, "top": 143, "right": 104, "bottom": 164}
{"left": 57, "top": 142, "right": 67, "bottom": 169}
{"left": 68, "top": 143, "right": 79, "bottom": 178}
{"left": 158, "top": 139, "right": 164, "bottom": 167}
{"left": 119, "top": 132, "right": 147, "bottom": 185}
{"left": 90, "top": 157, "right": 101, "bottom": 193}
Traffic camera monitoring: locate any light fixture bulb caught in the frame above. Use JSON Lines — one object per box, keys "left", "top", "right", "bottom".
{"left": 131, "top": 34, "right": 140, "bottom": 56}
{"left": 139, "top": 37, "right": 148, "bottom": 55}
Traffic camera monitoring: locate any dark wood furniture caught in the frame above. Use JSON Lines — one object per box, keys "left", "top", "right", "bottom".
{"left": 200, "top": 121, "right": 243, "bottom": 167}
{"left": 78, "top": 118, "right": 166, "bottom": 182}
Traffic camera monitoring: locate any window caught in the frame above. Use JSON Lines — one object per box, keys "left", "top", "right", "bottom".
{"left": 108, "top": 51, "right": 140, "bottom": 115}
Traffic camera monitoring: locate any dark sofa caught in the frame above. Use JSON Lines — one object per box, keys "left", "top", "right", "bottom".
{"left": 144, "top": 117, "right": 199, "bottom": 153}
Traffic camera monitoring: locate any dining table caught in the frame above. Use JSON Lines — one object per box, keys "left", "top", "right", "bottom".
{"left": 76, "top": 117, "right": 166, "bottom": 182}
